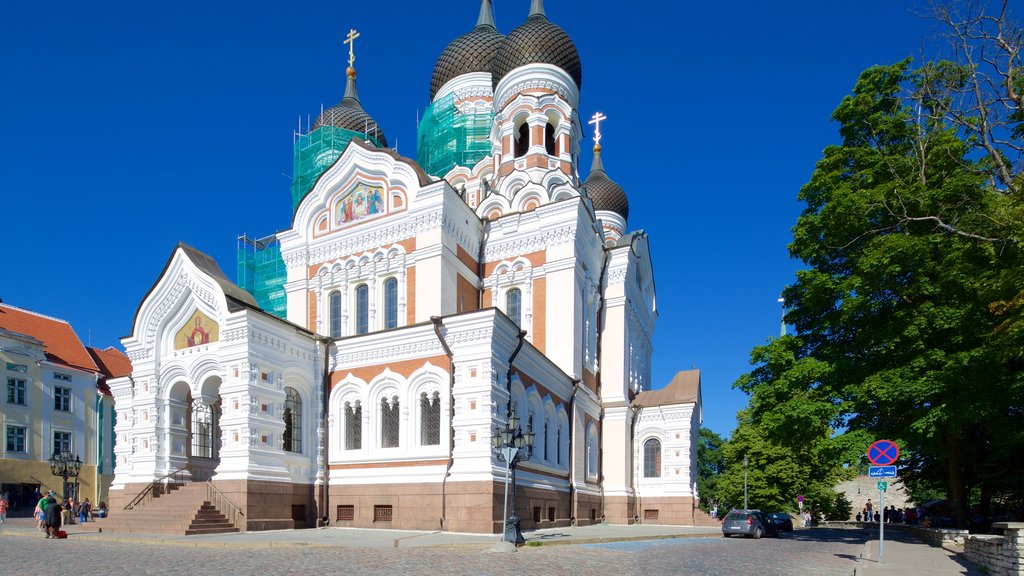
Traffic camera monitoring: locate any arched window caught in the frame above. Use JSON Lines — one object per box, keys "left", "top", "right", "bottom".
{"left": 514, "top": 123, "right": 529, "bottom": 157}
{"left": 556, "top": 425, "right": 562, "bottom": 465}
{"left": 542, "top": 421, "right": 548, "bottom": 461}
{"left": 329, "top": 291, "right": 342, "bottom": 338}
{"left": 643, "top": 438, "right": 662, "bottom": 478}
{"left": 344, "top": 400, "right": 361, "bottom": 450}
{"left": 191, "top": 399, "right": 219, "bottom": 459}
{"left": 586, "top": 425, "right": 598, "bottom": 477}
{"left": 355, "top": 284, "right": 369, "bottom": 335}
{"left": 283, "top": 387, "right": 301, "bottom": 453}
{"left": 544, "top": 122, "right": 557, "bottom": 156}
{"left": 380, "top": 396, "right": 400, "bottom": 448}
{"left": 420, "top": 391, "right": 441, "bottom": 446}
{"left": 383, "top": 277, "right": 398, "bottom": 330}
{"left": 506, "top": 288, "right": 521, "bottom": 326}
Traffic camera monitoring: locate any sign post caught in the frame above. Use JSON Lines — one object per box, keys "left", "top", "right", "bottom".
{"left": 867, "top": 439, "right": 900, "bottom": 563}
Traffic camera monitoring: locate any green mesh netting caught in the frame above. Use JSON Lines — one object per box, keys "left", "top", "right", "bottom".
{"left": 291, "top": 125, "right": 383, "bottom": 214}
{"left": 237, "top": 235, "right": 287, "bottom": 319}
{"left": 417, "top": 92, "right": 493, "bottom": 178}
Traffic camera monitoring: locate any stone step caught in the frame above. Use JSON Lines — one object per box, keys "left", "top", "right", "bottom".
{"left": 185, "top": 526, "right": 239, "bottom": 536}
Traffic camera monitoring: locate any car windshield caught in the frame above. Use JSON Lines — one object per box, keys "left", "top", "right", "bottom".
{"left": 769, "top": 513, "right": 786, "bottom": 520}
{"left": 725, "top": 512, "right": 749, "bottom": 521}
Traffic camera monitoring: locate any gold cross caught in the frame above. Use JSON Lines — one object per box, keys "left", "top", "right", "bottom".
{"left": 344, "top": 28, "right": 360, "bottom": 68}
{"left": 588, "top": 112, "right": 607, "bottom": 146}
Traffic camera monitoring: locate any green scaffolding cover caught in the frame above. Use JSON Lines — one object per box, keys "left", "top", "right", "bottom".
{"left": 291, "top": 125, "right": 383, "bottom": 214}
{"left": 417, "top": 92, "right": 493, "bottom": 178}
{"left": 237, "top": 235, "right": 287, "bottom": 319}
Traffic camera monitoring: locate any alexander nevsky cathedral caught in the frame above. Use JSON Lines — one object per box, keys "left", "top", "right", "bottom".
{"left": 106, "top": 0, "right": 708, "bottom": 534}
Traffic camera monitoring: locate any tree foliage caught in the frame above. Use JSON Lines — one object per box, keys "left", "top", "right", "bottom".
{"left": 696, "top": 427, "right": 726, "bottom": 511}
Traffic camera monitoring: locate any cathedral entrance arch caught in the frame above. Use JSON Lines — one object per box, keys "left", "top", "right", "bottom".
{"left": 189, "top": 375, "right": 222, "bottom": 482}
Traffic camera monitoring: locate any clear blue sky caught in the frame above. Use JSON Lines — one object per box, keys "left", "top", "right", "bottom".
{"left": 0, "top": 1, "right": 939, "bottom": 437}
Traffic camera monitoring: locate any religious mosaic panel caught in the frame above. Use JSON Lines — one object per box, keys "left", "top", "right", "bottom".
{"left": 174, "top": 309, "right": 219, "bottom": 349}
{"left": 334, "top": 182, "right": 386, "bottom": 227}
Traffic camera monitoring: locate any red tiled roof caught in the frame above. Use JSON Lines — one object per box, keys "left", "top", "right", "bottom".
{"left": 86, "top": 346, "right": 132, "bottom": 379}
{"left": 0, "top": 304, "right": 98, "bottom": 373}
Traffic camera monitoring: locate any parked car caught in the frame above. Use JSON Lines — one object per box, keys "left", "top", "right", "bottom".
{"left": 721, "top": 509, "right": 779, "bottom": 539}
{"left": 767, "top": 512, "right": 794, "bottom": 532}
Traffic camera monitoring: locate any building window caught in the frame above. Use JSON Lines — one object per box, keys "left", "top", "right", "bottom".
{"left": 380, "top": 396, "right": 400, "bottom": 448}
{"left": 383, "top": 277, "right": 398, "bottom": 330}
{"left": 336, "top": 505, "right": 355, "bottom": 521}
{"left": 355, "top": 284, "right": 369, "bottom": 335}
{"left": 556, "top": 425, "right": 562, "bottom": 465}
{"left": 344, "top": 400, "right": 362, "bottom": 450}
{"left": 54, "top": 386, "right": 71, "bottom": 412}
{"left": 545, "top": 122, "right": 557, "bottom": 155}
{"left": 644, "top": 509, "right": 659, "bottom": 520}
{"left": 191, "top": 399, "right": 219, "bottom": 459}
{"left": 643, "top": 438, "right": 662, "bottom": 478}
{"left": 420, "top": 391, "right": 441, "bottom": 446}
{"left": 586, "top": 426, "right": 598, "bottom": 477}
{"left": 53, "top": 431, "right": 71, "bottom": 455}
{"left": 6, "top": 378, "right": 26, "bottom": 405}
{"left": 515, "top": 123, "right": 529, "bottom": 157}
{"left": 6, "top": 363, "right": 27, "bottom": 373}
{"left": 373, "top": 504, "right": 393, "bottom": 522}
{"left": 506, "top": 288, "right": 521, "bottom": 326}
{"left": 54, "top": 372, "right": 72, "bottom": 382}
{"left": 329, "top": 290, "right": 342, "bottom": 338}
{"left": 542, "top": 421, "right": 548, "bottom": 461}
{"left": 283, "top": 387, "right": 302, "bottom": 453}
{"left": 6, "top": 425, "right": 26, "bottom": 452}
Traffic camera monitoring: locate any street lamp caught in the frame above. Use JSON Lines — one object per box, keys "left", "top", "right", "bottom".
{"left": 743, "top": 455, "right": 749, "bottom": 510}
{"left": 492, "top": 408, "right": 535, "bottom": 544}
{"left": 48, "top": 451, "right": 82, "bottom": 500}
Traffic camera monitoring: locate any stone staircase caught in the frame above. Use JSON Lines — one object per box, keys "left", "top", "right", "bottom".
{"left": 692, "top": 508, "right": 722, "bottom": 527}
{"left": 107, "top": 482, "right": 239, "bottom": 535}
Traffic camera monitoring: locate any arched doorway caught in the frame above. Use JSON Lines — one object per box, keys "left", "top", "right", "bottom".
{"left": 188, "top": 375, "right": 222, "bottom": 482}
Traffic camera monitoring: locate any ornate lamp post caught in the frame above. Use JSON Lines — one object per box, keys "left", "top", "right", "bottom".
{"left": 48, "top": 451, "right": 82, "bottom": 500}
{"left": 492, "top": 409, "right": 535, "bottom": 544}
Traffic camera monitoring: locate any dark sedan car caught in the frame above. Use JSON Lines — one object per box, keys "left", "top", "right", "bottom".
{"left": 767, "top": 512, "right": 794, "bottom": 532}
{"left": 721, "top": 509, "right": 779, "bottom": 539}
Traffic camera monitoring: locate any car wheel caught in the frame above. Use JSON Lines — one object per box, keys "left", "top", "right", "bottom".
{"left": 752, "top": 527, "right": 762, "bottom": 539}
{"left": 723, "top": 533, "right": 730, "bottom": 538}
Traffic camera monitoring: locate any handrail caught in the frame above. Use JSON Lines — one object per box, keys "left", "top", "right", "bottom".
{"left": 206, "top": 481, "right": 245, "bottom": 529}
{"left": 123, "top": 464, "right": 191, "bottom": 510}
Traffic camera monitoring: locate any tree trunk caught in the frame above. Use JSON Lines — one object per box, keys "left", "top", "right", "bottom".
{"left": 942, "top": 426, "right": 969, "bottom": 528}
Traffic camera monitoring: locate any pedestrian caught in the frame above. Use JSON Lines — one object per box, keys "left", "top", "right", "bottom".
{"left": 865, "top": 498, "right": 874, "bottom": 521}
{"left": 36, "top": 490, "right": 53, "bottom": 531}
{"left": 43, "top": 493, "right": 61, "bottom": 538}
{"left": 0, "top": 493, "right": 8, "bottom": 526}
{"left": 856, "top": 512, "right": 862, "bottom": 522}
{"left": 61, "top": 499, "right": 73, "bottom": 526}
{"left": 874, "top": 511, "right": 880, "bottom": 523}
{"left": 78, "top": 498, "right": 91, "bottom": 523}
{"left": 96, "top": 501, "right": 108, "bottom": 519}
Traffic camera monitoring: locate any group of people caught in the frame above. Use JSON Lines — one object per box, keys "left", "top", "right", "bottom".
{"left": 856, "top": 498, "right": 924, "bottom": 524}
{"left": 33, "top": 491, "right": 100, "bottom": 538}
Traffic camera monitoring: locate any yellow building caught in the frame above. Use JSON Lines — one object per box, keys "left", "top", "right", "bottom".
{"left": 0, "top": 303, "right": 129, "bottom": 511}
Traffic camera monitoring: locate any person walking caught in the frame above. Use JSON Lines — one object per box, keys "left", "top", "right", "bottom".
{"left": 0, "top": 493, "right": 8, "bottom": 527}
{"left": 42, "top": 493, "right": 61, "bottom": 538}
{"left": 78, "top": 498, "right": 91, "bottom": 524}
{"left": 865, "top": 498, "right": 874, "bottom": 522}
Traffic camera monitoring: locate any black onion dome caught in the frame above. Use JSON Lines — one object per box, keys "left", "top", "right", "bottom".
{"left": 585, "top": 150, "right": 628, "bottom": 221}
{"left": 491, "top": 2, "right": 582, "bottom": 91}
{"left": 313, "top": 74, "right": 388, "bottom": 147}
{"left": 430, "top": 0, "right": 504, "bottom": 100}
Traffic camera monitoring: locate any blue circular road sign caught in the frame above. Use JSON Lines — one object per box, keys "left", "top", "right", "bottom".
{"left": 867, "top": 439, "right": 900, "bottom": 466}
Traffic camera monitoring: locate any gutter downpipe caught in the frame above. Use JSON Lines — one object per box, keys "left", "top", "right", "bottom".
{"left": 431, "top": 316, "right": 456, "bottom": 531}
{"left": 503, "top": 329, "right": 528, "bottom": 530}
{"left": 567, "top": 378, "right": 580, "bottom": 525}
{"left": 317, "top": 335, "right": 331, "bottom": 526}
{"left": 630, "top": 403, "right": 640, "bottom": 523}
{"left": 594, "top": 249, "right": 610, "bottom": 520}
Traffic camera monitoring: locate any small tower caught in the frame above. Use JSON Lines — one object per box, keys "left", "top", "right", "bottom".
{"left": 487, "top": 0, "right": 583, "bottom": 208}
{"left": 584, "top": 113, "right": 629, "bottom": 244}
{"left": 290, "top": 28, "right": 387, "bottom": 213}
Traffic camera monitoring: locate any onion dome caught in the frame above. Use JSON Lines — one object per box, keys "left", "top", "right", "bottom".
{"left": 491, "top": 0, "right": 582, "bottom": 90}
{"left": 585, "top": 145, "right": 628, "bottom": 221}
{"left": 430, "top": 0, "right": 504, "bottom": 100}
{"left": 313, "top": 68, "right": 388, "bottom": 147}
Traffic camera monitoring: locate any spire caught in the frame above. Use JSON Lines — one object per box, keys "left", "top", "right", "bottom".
{"left": 529, "top": 0, "right": 545, "bottom": 18}
{"left": 590, "top": 144, "right": 605, "bottom": 174}
{"left": 476, "top": 0, "right": 496, "bottom": 28}
{"left": 343, "top": 70, "right": 359, "bottom": 101}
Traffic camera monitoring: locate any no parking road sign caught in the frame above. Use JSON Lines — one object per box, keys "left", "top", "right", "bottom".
{"left": 867, "top": 439, "right": 900, "bottom": 466}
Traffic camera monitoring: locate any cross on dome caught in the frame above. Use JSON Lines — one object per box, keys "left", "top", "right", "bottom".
{"left": 589, "top": 112, "right": 607, "bottom": 150}
{"left": 344, "top": 28, "right": 361, "bottom": 76}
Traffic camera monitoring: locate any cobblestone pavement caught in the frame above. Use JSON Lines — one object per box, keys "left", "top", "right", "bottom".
{"left": 0, "top": 529, "right": 869, "bottom": 576}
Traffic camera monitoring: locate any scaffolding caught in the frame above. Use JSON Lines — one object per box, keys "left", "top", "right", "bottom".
{"left": 416, "top": 92, "right": 493, "bottom": 178}
{"left": 291, "top": 125, "right": 384, "bottom": 213}
{"left": 236, "top": 234, "right": 287, "bottom": 319}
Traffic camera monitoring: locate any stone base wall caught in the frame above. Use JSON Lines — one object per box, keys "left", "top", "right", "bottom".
{"left": 636, "top": 496, "right": 696, "bottom": 525}
{"left": 516, "top": 485, "right": 572, "bottom": 530}
{"left": 574, "top": 492, "right": 604, "bottom": 526}
{"left": 603, "top": 495, "right": 636, "bottom": 525}
{"left": 965, "top": 523, "right": 1024, "bottom": 576}
{"left": 329, "top": 480, "right": 494, "bottom": 533}
{"left": 211, "top": 479, "right": 315, "bottom": 531}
